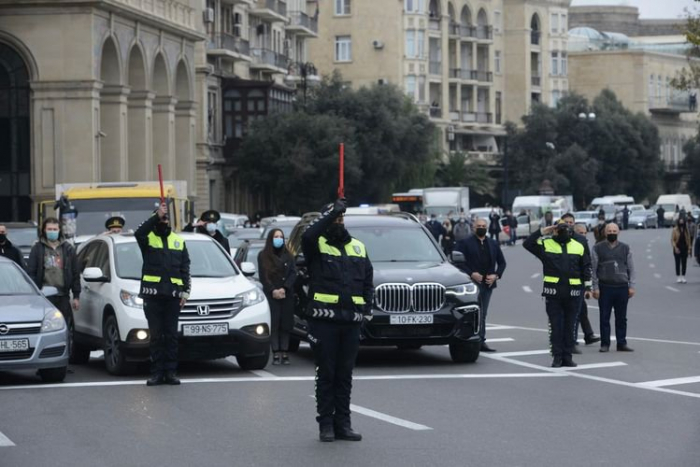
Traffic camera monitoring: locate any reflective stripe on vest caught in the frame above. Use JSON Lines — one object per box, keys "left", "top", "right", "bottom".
{"left": 318, "top": 237, "right": 367, "bottom": 258}
{"left": 142, "top": 231, "right": 186, "bottom": 284}
{"left": 544, "top": 276, "right": 583, "bottom": 285}
{"left": 314, "top": 293, "right": 339, "bottom": 304}
{"left": 352, "top": 296, "right": 366, "bottom": 305}
{"left": 539, "top": 238, "right": 585, "bottom": 286}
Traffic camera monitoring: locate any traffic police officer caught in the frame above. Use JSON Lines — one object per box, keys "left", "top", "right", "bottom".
{"left": 105, "top": 215, "right": 126, "bottom": 234}
{"left": 524, "top": 219, "right": 592, "bottom": 368}
{"left": 184, "top": 210, "right": 230, "bottom": 253}
{"left": 135, "top": 203, "right": 191, "bottom": 386}
{"left": 301, "top": 198, "right": 374, "bottom": 442}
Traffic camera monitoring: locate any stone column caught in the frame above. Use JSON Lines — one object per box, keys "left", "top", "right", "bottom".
{"left": 152, "top": 96, "right": 177, "bottom": 180}
{"left": 127, "top": 90, "right": 155, "bottom": 181}
{"left": 175, "top": 99, "right": 197, "bottom": 198}
{"left": 100, "top": 85, "right": 130, "bottom": 182}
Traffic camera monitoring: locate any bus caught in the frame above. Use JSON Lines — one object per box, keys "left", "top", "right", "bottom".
{"left": 391, "top": 189, "right": 424, "bottom": 214}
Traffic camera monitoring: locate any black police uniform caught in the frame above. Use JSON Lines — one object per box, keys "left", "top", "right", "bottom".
{"left": 0, "top": 237, "right": 25, "bottom": 268}
{"left": 135, "top": 213, "right": 191, "bottom": 385}
{"left": 523, "top": 224, "right": 592, "bottom": 367}
{"left": 184, "top": 210, "right": 230, "bottom": 253}
{"left": 301, "top": 199, "right": 374, "bottom": 441}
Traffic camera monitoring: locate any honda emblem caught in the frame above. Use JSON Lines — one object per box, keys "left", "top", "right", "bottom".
{"left": 197, "top": 305, "right": 210, "bottom": 316}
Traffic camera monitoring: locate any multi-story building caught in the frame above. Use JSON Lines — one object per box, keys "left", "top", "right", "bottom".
{"left": 309, "top": 0, "right": 571, "bottom": 163}
{"left": 200, "top": 0, "right": 318, "bottom": 214}
{"left": 0, "top": 0, "right": 205, "bottom": 222}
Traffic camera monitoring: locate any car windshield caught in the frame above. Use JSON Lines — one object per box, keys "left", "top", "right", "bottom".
{"left": 660, "top": 204, "right": 675, "bottom": 212}
{"left": 262, "top": 224, "right": 296, "bottom": 239}
{"left": 71, "top": 198, "right": 161, "bottom": 237}
{"left": 7, "top": 228, "right": 37, "bottom": 247}
{"left": 349, "top": 227, "right": 443, "bottom": 262}
{"left": 228, "top": 230, "right": 263, "bottom": 248}
{"left": 0, "top": 263, "right": 37, "bottom": 295}
{"left": 114, "top": 240, "right": 238, "bottom": 280}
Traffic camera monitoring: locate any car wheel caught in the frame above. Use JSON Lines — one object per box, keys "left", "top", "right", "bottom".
{"left": 397, "top": 344, "right": 423, "bottom": 350}
{"left": 236, "top": 347, "right": 270, "bottom": 371}
{"left": 449, "top": 342, "right": 480, "bottom": 363}
{"left": 103, "top": 314, "right": 136, "bottom": 375}
{"left": 287, "top": 337, "right": 301, "bottom": 353}
{"left": 38, "top": 366, "right": 67, "bottom": 383}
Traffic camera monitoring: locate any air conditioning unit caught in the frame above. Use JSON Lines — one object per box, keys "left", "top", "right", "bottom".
{"left": 373, "top": 40, "right": 384, "bottom": 49}
{"left": 203, "top": 8, "right": 215, "bottom": 24}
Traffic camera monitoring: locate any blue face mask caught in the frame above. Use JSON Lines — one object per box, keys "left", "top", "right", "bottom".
{"left": 46, "top": 231, "right": 59, "bottom": 242}
{"left": 273, "top": 238, "right": 284, "bottom": 249}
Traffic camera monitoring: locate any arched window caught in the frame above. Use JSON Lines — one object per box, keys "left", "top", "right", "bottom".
{"left": 531, "top": 14, "right": 541, "bottom": 45}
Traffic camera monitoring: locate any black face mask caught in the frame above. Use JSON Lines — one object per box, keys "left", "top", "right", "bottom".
{"left": 0, "top": 234, "right": 5, "bottom": 244}
{"left": 155, "top": 222, "right": 169, "bottom": 235}
{"left": 607, "top": 234, "right": 618, "bottom": 243}
{"left": 475, "top": 228, "right": 487, "bottom": 238}
{"left": 326, "top": 223, "right": 348, "bottom": 242}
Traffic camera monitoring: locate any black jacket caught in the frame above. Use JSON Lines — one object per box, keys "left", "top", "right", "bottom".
{"left": 301, "top": 207, "right": 374, "bottom": 324}
{"left": 454, "top": 235, "right": 507, "bottom": 288}
{"left": 258, "top": 249, "right": 297, "bottom": 296}
{"left": 135, "top": 214, "right": 191, "bottom": 300}
{"left": 183, "top": 223, "right": 231, "bottom": 253}
{"left": 27, "top": 239, "right": 80, "bottom": 298}
{"left": 0, "top": 240, "right": 25, "bottom": 269}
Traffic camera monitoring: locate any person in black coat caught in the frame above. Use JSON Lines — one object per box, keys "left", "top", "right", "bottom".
{"left": 183, "top": 210, "right": 231, "bottom": 254}
{"left": 0, "top": 224, "right": 26, "bottom": 268}
{"left": 453, "top": 217, "right": 507, "bottom": 352}
{"left": 258, "top": 228, "right": 297, "bottom": 365}
{"left": 488, "top": 209, "right": 502, "bottom": 241}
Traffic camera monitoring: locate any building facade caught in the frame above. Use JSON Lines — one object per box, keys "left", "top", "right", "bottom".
{"left": 0, "top": 0, "right": 205, "bottom": 222}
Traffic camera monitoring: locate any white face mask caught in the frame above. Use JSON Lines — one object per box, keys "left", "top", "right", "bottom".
{"left": 206, "top": 223, "right": 217, "bottom": 234}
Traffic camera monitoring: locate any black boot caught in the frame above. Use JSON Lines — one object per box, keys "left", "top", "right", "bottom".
{"left": 146, "top": 374, "right": 164, "bottom": 386}
{"left": 319, "top": 425, "right": 335, "bottom": 442}
{"left": 335, "top": 425, "right": 362, "bottom": 441}
{"left": 163, "top": 371, "right": 181, "bottom": 385}
{"left": 562, "top": 358, "right": 577, "bottom": 368}
{"left": 551, "top": 356, "right": 563, "bottom": 368}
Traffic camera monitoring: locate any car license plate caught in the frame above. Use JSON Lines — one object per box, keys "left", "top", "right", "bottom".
{"left": 182, "top": 323, "right": 229, "bottom": 336}
{"left": 0, "top": 338, "right": 30, "bottom": 352}
{"left": 390, "top": 315, "right": 434, "bottom": 325}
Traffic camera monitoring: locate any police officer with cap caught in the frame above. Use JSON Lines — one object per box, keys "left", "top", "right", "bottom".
{"left": 105, "top": 215, "right": 126, "bottom": 234}
{"left": 184, "top": 210, "right": 230, "bottom": 253}
{"left": 135, "top": 203, "right": 191, "bottom": 386}
{"left": 302, "top": 198, "right": 374, "bottom": 442}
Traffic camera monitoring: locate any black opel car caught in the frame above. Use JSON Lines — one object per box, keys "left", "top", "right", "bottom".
{"left": 287, "top": 213, "right": 481, "bottom": 363}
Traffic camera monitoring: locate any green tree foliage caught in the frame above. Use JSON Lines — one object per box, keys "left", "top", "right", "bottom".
{"left": 682, "top": 135, "right": 700, "bottom": 199}
{"left": 435, "top": 152, "right": 496, "bottom": 196}
{"left": 506, "top": 90, "right": 663, "bottom": 208}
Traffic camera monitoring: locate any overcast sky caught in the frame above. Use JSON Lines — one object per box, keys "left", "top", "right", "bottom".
{"left": 571, "top": 0, "right": 696, "bottom": 19}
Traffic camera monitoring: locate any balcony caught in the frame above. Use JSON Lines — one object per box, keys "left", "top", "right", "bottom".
{"left": 429, "top": 61, "right": 442, "bottom": 76}
{"left": 287, "top": 11, "right": 318, "bottom": 37}
{"left": 449, "top": 110, "right": 461, "bottom": 121}
{"left": 476, "top": 112, "right": 493, "bottom": 124}
{"left": 429, "top": 106, "right": 442, "bottom": 118}
{"left": 475, "top": 71, "right": 493, "bottom": 82}
{"left": 429, "top": 18, "right": 441, "bottom": 32}
{"left": 457, "top": 25, "right": 477, "bottom": 39}
{"left": 461, "top": 111, "right": 476, "bottom": 123}
{"left": 649, "top": 92, "right": 697, "bottom": 114}
{"left": 476, "top": 26, "right": 493, "bottom": 41}
{"left": 449, "top": 68, "right": 477, "bottom": 81}
{"left": 207, "top": 33, "right": 251, "bottom": 60}
{"left": 115, "top": 0, "right": 195, "bottom": 29}
{"left": 250, "top": 48, "right": 289, "bottom": 72}
{"left": 222, "top": 0, "right": 255, "bottom": 5}
{"left": 531, "top": 75, "right": 541, "bottom": 87}
{"left": 250, "top": 0, "right": 287, "bottom": 22}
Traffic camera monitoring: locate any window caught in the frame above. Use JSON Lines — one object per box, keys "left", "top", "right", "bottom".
{"left": 405, "top": 75, "right": 417, "bottom": 99}
{"left": 418, "top": 75, "right": 426, "bottom": 102}
{"left": 648, "top": 74, "right": 654, "bottom": 106}
{"left": 406, "top": 30, "right": 416, "bottom": 58}
{"left": 550, "top": 13, "right": 559, "bottom": 34}
{"left": 560, "top": 52, "right": 567, "bottom": 76}
{"left": 494, "top": 51, "right": 501, "bottom": 74}
{"left": 666, "top": 76, "right": 671, "bottom": 102}
{"left": 335, "top": 0, "right": 351, "bottom": 16}
{"left": 417, "top": 31, "right": 425, "bottom": 58}
{"left": 657, "top": 75, "right": 662, "bottom": 104}
{"left": 551, "top": 89, "right": 561, "bottom": 108}
{"left": 207, "top": 89, "right": 218, "bottom": 141}
{"left": 405, "top": 0, "right": 424, "bottom": 13}
{"left": 494, "top": 11, "right": 502, "bottom": 33}
{"left": 335, "top": 36, "right": 352, "bottom": 62}
{"left": 551, "top": 52, "right": 559, "bottom": 76}
{"left": 561, "top": 14, "right": 567, "bottom": 32}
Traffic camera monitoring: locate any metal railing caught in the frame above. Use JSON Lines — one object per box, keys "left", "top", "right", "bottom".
{"left": 476, "top": 25, "right": 493, "bottom": 40}
{"left": 429, "top": 18, "right": 441, "bottom": 31}
{"left": 429, "top": 61, "right": 441, "bottom": 75}
{"left": 429, "top": 106, "right": 442, "bottom": 118}
{"left": 461, "top": 111, "right": 476, "bottom": 123}
{"left": 476, "top": 112, "right": 493, "bottom": 124}
{"left": 531, "top": 75, "right": 541, "bottom": 87}
{"left": 476, "top": 70, "right": 493, "bottom": 82}
{"left": 250, "top": 48, "right": 289, "bottom": 69}
{"left": 256, "top": 0, "right": 286, "bottom": 16}
{"left": 458, "top": 25, "right": 477, "bottom": 38}
{"left": 288, "top": 11, "right": 318, "bottom": 33}
{"left": 208, "top": 33, "right": 251, "bottom": 56}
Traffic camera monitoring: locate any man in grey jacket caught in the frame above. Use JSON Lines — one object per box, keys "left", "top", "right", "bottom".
{"left": 591, "top": 223, "right": 635, "bottom": 353}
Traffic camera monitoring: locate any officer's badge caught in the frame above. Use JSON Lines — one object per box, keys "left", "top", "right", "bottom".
{"left": 174, "top": 241, "right": 181, "bottom": 248}
{"left": 353, "top": 245, "right": 361, "bottom": 255}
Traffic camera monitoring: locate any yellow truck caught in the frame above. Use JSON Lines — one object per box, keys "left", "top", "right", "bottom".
{"left": 39, "top": 181, "right": 192, "bottom": 242}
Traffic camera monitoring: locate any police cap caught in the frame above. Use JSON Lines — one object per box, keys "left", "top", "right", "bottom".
{"left": 105, "top": 216, "right": 126, "bottom": 230}
{"left": 200, "top": 210, "right": 221, "bottom": 223}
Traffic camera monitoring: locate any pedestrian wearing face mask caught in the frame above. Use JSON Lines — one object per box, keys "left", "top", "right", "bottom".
{"left": 258, "top": 228, "right": 297, "bottom": 365}
{"left": 184, "top": 210, "right": 230, "bottom": 254}
{"left": 27, "top": 218, "right": 81, "bottom": 358}
{"left": 671, "top": 218, "right": 693, "bottom": 283}
{"left": 591, "top": 223, "right": 635, "bottom": 352}
{"left": 453, "top": 215, "right": 471, "bottom": 242}
{"left": 0, "top": 224, "right": 26, "bottom": 268}
{"left": 135, "top": 203, "right": 191, "bottom": 386}
{"left": 524, "top": 219, "right": 592, "bottom": 368}
{"left": 453, "top": 218, "right": 507, "bottom": 352}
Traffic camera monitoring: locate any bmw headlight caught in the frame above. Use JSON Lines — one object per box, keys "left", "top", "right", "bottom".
{"left": 41, "top": 310, "right": 66, "bottom": 333}
{"left": 446, "top": 283, "right": 478, "bottom": 296}
{"left": 120, "top": 290, "right": 144, "bottom": 309}
{"left": 237, "top": 288, "right": 264, "bottom": 308}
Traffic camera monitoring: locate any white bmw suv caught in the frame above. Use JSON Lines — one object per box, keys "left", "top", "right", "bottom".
{"left": 73, "top": 233, "right": 270, "bottom": 375}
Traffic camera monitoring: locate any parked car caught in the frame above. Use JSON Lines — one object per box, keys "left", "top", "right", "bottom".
{"left": 2, "top": 222, "right": 38, "bottom": 262}
{"left": 73, "top": 233, "right": 271, "bottom": 375}
{"left": 574, "top": 211, "right": 599, "bottom": 231}
{"left": 287, "top": 213, "right": 481, "bottom": 363}
{"left": 233, "top": 239, "right": 266, "bottom": 279}
{"left": 0, "top": 257, "right": 69, "bottom": 383}
{"left": 218, "top": 214, "right": 249, "bottom": 236}
{"left": 260, "top": 215, "right": 302, "bottom": 229}
{"left": 260, "top": 218, "right": 301, "bottom": 241}
{"left": 629, "top": 210, "right": 658, "bottom": 229}
{"left": 228, "top": 228, "right": 264, "bottom": 256}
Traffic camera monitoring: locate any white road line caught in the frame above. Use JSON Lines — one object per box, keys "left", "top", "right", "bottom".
{"left": 486, "top": 338, "right": 515, "bottom": 343}
{"left": 649, "top": 263, "right": 656, "bottom": 268}
{"left": 485, "top": 325, "right": 518, "bottom": 331}
{"left": 349, "top": 403, "right": 433, "bottom": 431}
{"left": 653, "top": 273, "right": 661, "bottom": 279}
{"left": 646, "top": 249, "right": 651, "bottom": 253}
{"left": 250, "top": 370, "right": 279, "bottom": 379}
{"left": 647, "top": 255, "right": 653, "bottom": 260}
{"left": 495, "top": 350, "right": 551, "bottom": 357}
{"left": 637, "top": 376, "right": 700, "bottom": 388}
{"left": 522, "top": 285, "right": 533, "bottom": 293}
{"left": 0, "top": 431, "right": 15, "bottom": 447}
{"left": 530, "top": 273, "right": 541, "bottom": 279}
{"left": 666, "top": 286, "right": 680, "bottom": 293}
{"left": 587, "top": 305, "right": 599, "bottom": 309}
{"left": 560, "top": 362, "right": 627, "bottom": 371}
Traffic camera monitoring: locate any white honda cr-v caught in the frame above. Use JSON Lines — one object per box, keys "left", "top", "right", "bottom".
{"left": 73, "top": 233, "right": 270, "bottom": 375}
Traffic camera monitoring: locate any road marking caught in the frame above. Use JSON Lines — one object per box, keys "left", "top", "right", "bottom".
{"left": 587, "top": 305, "right": 599, "bottom": 309}
{"left": 486, "top": 338, "right": 515, "bottom": 343}
{"left": 647, "top": 255, "right": 653, "bottom": 260}
{"left": 530, "top": 273, "right": 540, "bottom": 279}
{"left": 560, "top": 362, "right": 627, "bottom": 371}
{"left": 495, "top": 350, "right": 551, "bottom": 357}
{"left": 522, "top": 286, "right": 533, "bottom": 293}
{"left": 0, "top": 431, "right": 15, "bottom": 447}
{"left": 485, "top": 325, "right": 518, "bottom": 331}
{"left": 653, "top": 273, "right": 661, "bottom": 279}
{"left": 666, "top": 286, "right": 680, "bottom": 293}
{"left": 649, "top": 263, "right": 656, "bottom": 268}
{"left": 646, "top": 249, "right": 651, "bottom": 253}
{"left": 637, "top": 376, "right": 700, "bottom": 388}
{"left": 250, "top": 370, "right": 279, "bottom": 379}
{"left": 350, "top": 403, "right": 433, "bottom": 431}
{"left": 90, "top": 351, "right": 104, "bottom": 359}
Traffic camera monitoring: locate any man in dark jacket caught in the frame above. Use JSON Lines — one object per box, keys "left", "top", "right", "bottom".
{"left": 0, "top": 224, "right": 26, "bottom": 268}
{"left": 454, "top": 217, "right": 506, "bottom": 352}
{"left": 27, "top": 218, "right": 81, "bottom": 348}
{"left": 136, "top": 203, "right": 191, "bottom": 386}
{"left": 183, "top": 210, "right": 230, "bottom": 253}
{"left": 425, "top": 214, "right": 446, "bottom": 242}
{"left": 302, "top": 198, "right": 374, "bottom": 443}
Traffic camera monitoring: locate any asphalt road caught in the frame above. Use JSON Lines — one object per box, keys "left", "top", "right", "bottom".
{"left": 2, "top": 228, "right": 699, "bottom": 467}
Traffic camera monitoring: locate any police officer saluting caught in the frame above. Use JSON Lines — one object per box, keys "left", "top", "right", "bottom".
{"left": 302, "top": 198, "right": 374, "bottom": 442}
{"left": 184, "top": 210, "right": 230, "bottom": 253}
{"left": 524, "top": 219, "right": 592, "bottom": 368}
{"left": 135, "top": 203, "right": 191, "bottom": 386}
{"left": 105, "top": 215, "right": 126, "bottom": 234}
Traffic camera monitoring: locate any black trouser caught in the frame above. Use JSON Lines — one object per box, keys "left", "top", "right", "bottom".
{"left": 574, "top": 297, "right": 595, "bottom": 341}
{"left": 143, "top": 298, "right": 180, "bottom": 376}
{"left": 545, "top": 297, "right": 578, "bottom": 359}
{"left": 307, "top": 319, "right": 361, "bottom": 428}
{"left": 48, "top": 295, "right": 73, "bottom": 350}
{"left": 269, "top": 296, "right": 293, "bottom": 353}
{"left": 674, "top": 251, "right": 688, "bottom": 276}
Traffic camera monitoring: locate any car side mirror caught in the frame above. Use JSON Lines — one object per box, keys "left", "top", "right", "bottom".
{"left": 296, "top": 254, "right": 307, "bottom": 268}
{"left": 450, "top": 251, "right": 466, "bottom": 264}
{"left": 41, "top": 286, "right": 59, "bottom": 297}
{"left": 83, "top": 267, "right": 109, "bottom": 283}
{"left": 241, "top": 262, "right": 256, "bottom": 277}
